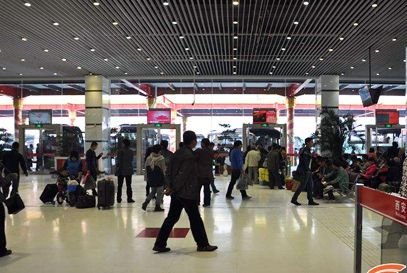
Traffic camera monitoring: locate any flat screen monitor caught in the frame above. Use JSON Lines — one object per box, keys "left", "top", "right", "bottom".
{"left": 376, "top": 110, "right": 399, "bottom": 126}
{"left": 359, "top": 86, "right": 373, "bottom": 107}
{"left": 29, "top": 110, "right": 52, "bottom": 125}
{"left": 253, "top": 108, "right": 277, "bottom": 124}
{"left": 147, "top": 108, "right": 171, "bottom": 124}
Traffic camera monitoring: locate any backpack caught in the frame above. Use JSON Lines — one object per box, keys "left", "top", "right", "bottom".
{"left": 146, "top": 165, "right": 165, "bottom": 187}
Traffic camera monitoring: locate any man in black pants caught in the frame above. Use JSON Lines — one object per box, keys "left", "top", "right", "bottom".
{"left": 86, "top": 141, "right": 103, "bottom": 196}
{"left": 0, "top": 174, "right": 12, "bottom": 257}
{"left": 1, "top": 142, "right": 28, "bottom": 198}
{"left": 195, "top": 138, "right": 214, "bottom": 207}
{"left": 291, "top": 138, "right": 319, "bottom": 206}
{"left": 153, "top": 131, "right": 217, "bottom": 253}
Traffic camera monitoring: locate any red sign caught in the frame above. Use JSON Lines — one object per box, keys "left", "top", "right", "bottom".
{"left": 359, "top": 186, "right": 407, "bottom": 227}
{"left": 253, "top": 108, "right": 277, "bottom": 124}
{"left": 147, "top": 108, "right": 171, "bottom": 124}
{"left": 375, "top": 109, "right": 399, "bottom": 125}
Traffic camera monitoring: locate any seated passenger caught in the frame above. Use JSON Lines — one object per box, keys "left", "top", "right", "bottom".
{"left": 359, "top": 158, "right": 378, "bottom": 187}
{"left": 62, "top": 151, "right": 83, "bottom": 181}
{"left": 322, "top": 160, "right": 349, "bottom": 200}
{"left": 367, "top": 147, "right": 377, "bottom": 161}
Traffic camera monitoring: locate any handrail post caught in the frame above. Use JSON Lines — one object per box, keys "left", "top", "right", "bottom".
{"left": 354, "top": 184, "right": 363, "bottom": 273}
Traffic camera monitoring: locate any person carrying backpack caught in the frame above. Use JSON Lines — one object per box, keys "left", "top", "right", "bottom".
{"left": 142, "top": 144, "right": 166, "bottom": 212}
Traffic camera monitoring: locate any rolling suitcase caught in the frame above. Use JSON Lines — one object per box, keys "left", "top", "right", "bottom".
{"left": 97, "top": 179, "right": 115, "bottom": 209}
{"left": 40, "top": 184, "right": 58, "bottom": 204}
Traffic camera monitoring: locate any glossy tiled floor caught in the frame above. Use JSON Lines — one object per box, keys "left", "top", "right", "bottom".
{"left": 0, "top": 175, "right": 391, "bottom": 273}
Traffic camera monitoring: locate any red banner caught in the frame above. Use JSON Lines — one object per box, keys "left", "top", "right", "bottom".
{"left": 359, "top": 186, "right": 407, "bottom": 227}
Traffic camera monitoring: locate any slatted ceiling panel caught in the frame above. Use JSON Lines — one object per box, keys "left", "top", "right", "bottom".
{"left": 0, "top": 0, "right": 406, "bottom": 80}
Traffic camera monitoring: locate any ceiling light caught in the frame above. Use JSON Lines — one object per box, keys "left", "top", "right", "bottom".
{"left": 372, "top": 3, "right": 378, "bottom": 8}
{"left": 305, "top": 72, "right": 309, "bottom": 75}
{"left": 287, "top": 36, "right": 292, "bottom": 40}
{"left": 24, "top": 2, "right": 31, "bottom": 7}
{"left": 404, "top": 60, "right": 406, "bottom": 63}
{"left": 233, "top": 21, "right": 238, "bottom": 24}
{"left": 40, "top": 67, "right": 44, "bottom": 70}
{"left": 233, "top": 65, "right": 237, "bottom": 68}
{"left": 61, "top": 58, "right": 67, "bottom": 61}
{"left": 233, "top": 36, "right": 238, "bottom": 39}
{"left": 392, "top": 38, "right": 397, "bottom": 42}
{"left": 233, "top": 57, "right": 237, "bottom": 60}
{"left": 146, "top": 57, "right": 151, "bottom": 61}
{"left": 124, "top": 72, "right": 128, "bottom": 75}
{"left": 193, "top": 65, "right": 197, "bottom": 68}
{"left": 196, "top": 72, "right": 200, "bottom": 75}
{"left": 353, "top": 22, "right": 359, "bottom": 26}
{"left": 19, "top": 73, "right": 23, "bottom": 76}
{"left": 388, "top": 67, "right": 392, "bottom": 70}
{"left": 172, "top": 21, "right": 178, "bottom": 25}
{"left": 160, "top": 72, "right": 165, "bottom": 75}
{"left": 281, "top": 48, "right": 286, "bottom": 51}
{"left": 189, "top": 57, "right": 194, "bottom": 60}
{"left": 375, "top": 49, "right": 379, "bottom": 53}
{"left": 341, "top": 73, "right": 344, "bottom": 76}
{"left": 115, "top": 66, "right": 120, "bottom": 69}
{"left": 2, "top": 67, "right": 6, "bottom": 71}
{"left": 163, "top": 2, "right": 169, "bottom": 6}
{"left": 20, "top": 58, "right": 25, "bottom": 62}
{"left": 233, "top": 72, "right": 237, "bottom": 75}
{"left": 276, "top": 57, "right": 280, "bottom": 61}
{"left": 90, "top": 48, "right": 96, "bottom": 52}
{"left": 93, "top": 1, "right": 100, "bottom": 6}
{"left": 21, "top": 37, "right": 27, "bottom": 41}
{"left": 233, "top": 48, "right": 238, "bottom": 51}
{"left": 232, "top": 1, "right": 239, "bottom": 6}
{"left": 350, "top": 66, "right": 354, "bottom": 69}
{"left": 53, "top": 22, "right": 59, "bottom": 26}
{"left": 74, "top": 37, "right": 80, "bottom": 40}
{"left": 112, "top": 21, "right": 119, "bottom": 26}
{"left": 137, "top": 48, "right": 142, "bottom": 51}
{"left": 362, "top": 59, "right": 366, "bottom": 62}
{"left": 311, "top": 65, "right": 315, "bottom": 69}
{"left": 43, "top": 49, "right": 49, "bottom": 52}
{"left": 272, "top": 65, "right": 276, "bottom": 69}
{"left": 293, "top": 21, "right": 299, "bottom": 25}
{"left": 77, "top": 66, "right": 82, "bottom": 70}
{"left": 269, "top": 72, "right": 273, "bottom": 75}
{"left": 319, "top": 58, "right": 324, "bottom": 61}
{"left": 126, "top": 36, "right": 132, "bottom": 40}
{"left": 53, "top": 72, "right": 58, "bottom": 76}
{"left": 104, "top": 58, "right": 108, "bottom": 61}
{"left": 179, "top": 36, "right": 184, "bottom": 39}
{"left": 339, "top": 37, "right": 344, "bottom": 41}
{"left": 154, "top": 66, "right": 159, "bottom": 69}
{"left": 328, "top": 48, "right": 333, "bottom": 52}
{"left": 185, "top": 47, "right": 190, "bottom": 51}
{"left": 376, "top": 73, "right": 380, "bottom": 76}
{"left": 303, "top": 1, "right": 309, "bottom": 6}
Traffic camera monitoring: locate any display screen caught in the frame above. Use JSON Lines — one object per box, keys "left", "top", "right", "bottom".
{"left": 359, "top": 86, "right": 373, "bottom": 107}
{"left": 376, "top": 110, "right": 399, "bottom": 125}
{"left": 253, "top": 108, "right": 277, "bottom": 124}
{"left": 29, "top": 110, "right": 52, "bottom": 125}
{"left": 147, "top": 109, "right": 171, "bottom": 124}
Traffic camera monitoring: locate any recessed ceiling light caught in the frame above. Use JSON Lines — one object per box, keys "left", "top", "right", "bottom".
{"left": 375, "top": 49, "right": 380, "bottom": 53}
{"left": 233, "top": 65, "right": 237, "bottom": 68}
{"left": 53, "top": 22, "right": 59, "bottom": 26}
{"left": 372, "top": 3, "right": 378, "bottom": 8}
{"left": 233, "top": 48, "right": 238, "bottom": 51}
{"left": 185, "top": 47, "right": 190, "bottom": 51}
{"left": 77, "top": 66, "right": 82, "bottom": 70}
{"left": 90, "top": 48, "right": 96, "bottom": 52}
{"left": 293, "top": 21, "right": 299, "bottom": 25}
{"left": 74, "top": 36, "right": 80, "bottom": 40}
{"left": 350, "top": 66, "right": 354, "bottom": 69}
{"left": 388, "top": 67, "right": 392, "bottom": 70}
{"left": 303, "top": 1, "right": 309, "bottom": 6}
{"left": 154, "top": 66, "right": 159, "bottom": 69}
{"left": 146, "top": 57, "right": 151, "bottom": 61}
{"left": 193, "top": 65, "right": 197, "bottom": 68}
{"left": 287, "top": 36, "right": 292, "bottom": 40}
{"left": 319, "top": 58, "right": 324, "bottom": 61}
{"left": 179, "top": 36, "right": 184, "bottom": 39}
{"left": 160, "top": 72, "right": 165, "bottom": 75}
{"left": 137, "top": 48, "right": 142, "bottom": 51}
{"left": 341, "top": 73, "right": 345, "bottom": 76}
{"left": 305, "top": 72, "right": 309, "bottom": 75}
{"left": 339, "top": 37, "right": 344, "bottom": 41}
{"left": 196, "top": 72, "right": 200, "bottom": 75}
{"left": 53, "top": 72, "right": 58, "bottom": 76}
{"left": 272, "top": 65, "right": 276, "bottom": 69}
{"left": 362, "top": 59, "right": 366, "bottom": 62}
{"left": 353, "top": 22, "right": 359, "bottom": 26}
{"left": 112, "top": 21, "right": 119, "bottom": 26}
{"left": 281, "top": 48, "right": 286, "bottom": 51}
{"left": 24, "top": 2, "right": 31, "bottom": 7}
{"left": 163, "top": 2, "right": 169, "bottom": 6}
{"left": 189, "top": 57, "right": 194, "bottom": 60}
{"left": 311, "top": 65, "right": 315, "bottom": 69}
{"left": 233, "top": 36, "right": 238, "bottom": 39}
{"left": 233, "top": 72, "right": 237, "bottom": 75}
{"left": 43, "top": 49, "right": 49, "bottom": 52}
{"left": 93, "top": 1, "right": 100, "bottom": 6}
{"left": 172, "top": 21, "right": 178, "bottom": 25}
{"left": 2, "top": 67, "right": 6, "bottom": 70}
{"left": 404, "top": 60, "right": 406, "bottom": 63}
{"left": 376, "top": 73, "right": 380, "bottom": 76}
{"left": 61, "top": 58, "right": 67, "bottom": 61}
{"left": 392, "top": 38, "right": 397, "bottom": 42}
{"left": 20, "top": 58, "right": 25, "bottom": 62}
{"left": 126, "top": 36, "right": 132, "bottom": 40}
{"left": 233, "top": 21, "right": 238, "bottom": 24}
{"left": 115, "top": 66, "right": 120, "bottom": 69}
{"left": 21, "top": 37, "right": 27, "bottom": 41}
{"left": 124, "top": 72, "right": 128, "bottom": 75}
{"left": 276, "top": 57, "right": 281, "bottom": 61}
{"left": 40, "top": 67, "right": 44, "bottom": 70}
{"left": 233, "top": 57, "right": 237, "bottom": 60}
{"left": 269, "top": 72, "right": 273, "bottom": 75}
{"left": 104, "top": 58, "right": 108, "bottom": 61}
{"left": 328, "top": 48, "right": 333, "bottom": 52}
{"left": 232, "top": 1, "right": 239, "bottom": 6}
{"left": 19, "top": 73, "right": 23, "bottom": 76}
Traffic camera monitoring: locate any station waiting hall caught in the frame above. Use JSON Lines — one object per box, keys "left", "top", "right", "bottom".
{"left": 1, "top": 1, "right": 407, "bottom": 273}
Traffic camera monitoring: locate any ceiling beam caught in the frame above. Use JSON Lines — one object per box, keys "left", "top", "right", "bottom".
{"left": 293, "top": 79, "right": 313, "bottom": 96}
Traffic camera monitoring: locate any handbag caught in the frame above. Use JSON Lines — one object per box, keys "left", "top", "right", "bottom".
{"left": 4, "top": 193, "right": 25, "bottom": 214}
{"left": 236, "top": 172, "right": 249, "bottom": 190}
{"left": 82, "top": 172, "right": 96, "bottom": 190}
{"left": 75, "top": 194, "right": 96, "bottom": 209}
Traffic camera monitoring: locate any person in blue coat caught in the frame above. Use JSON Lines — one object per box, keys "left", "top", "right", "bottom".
{"left": 226, "top": 140, "right": 251, "bottom": 200}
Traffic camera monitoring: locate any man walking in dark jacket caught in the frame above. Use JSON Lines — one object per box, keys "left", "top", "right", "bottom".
{"left": 1, "top": 142, "right": 28, "bottom": 198}
{"left": 86, "top": 141, "right": 103, "bottom": 196}
{"left": 195, "top": 138, "right": 214, "bottom": 207}
{"left": 153, "top": 131, "right": 217, "bottom": 253}
{"left": 291, "top": 138, "right": 319, "bottom": 206}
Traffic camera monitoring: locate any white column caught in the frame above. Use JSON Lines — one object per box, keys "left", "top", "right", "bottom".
{"left": 316, "top": 75, "right": 340, "bottom": 114}
{"left": 85, "top": 75, "right": 111, "bottom": 172}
